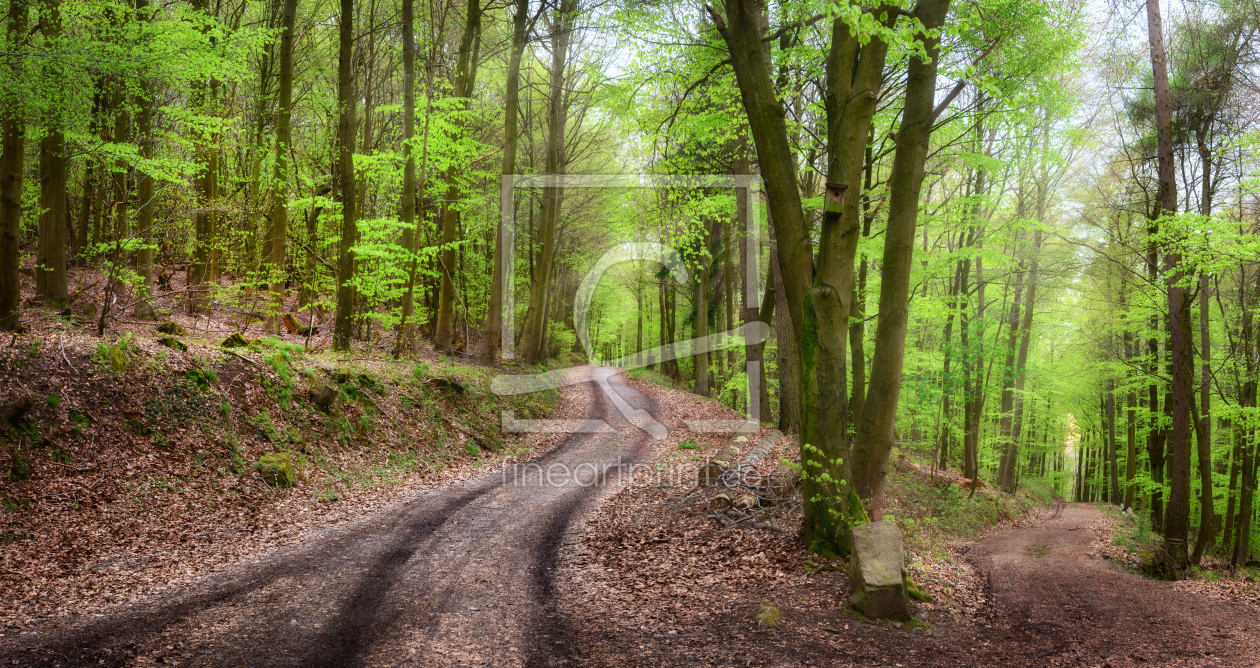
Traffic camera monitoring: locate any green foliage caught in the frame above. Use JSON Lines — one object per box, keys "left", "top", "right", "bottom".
{"left": 753, "top": 599, "right": 783, "bottom": 628}
{"left": 799, "top": 443, "right": 865, "bottom": 555}
{"left": 6, "top": 454, "right": 30, "bottom": 482}
{"left": 257, "top": 451, "right": 296, "bottom": 488}
{"left": 46, "top": 394, "right": 60, "bottom": 408}
{"left": 93, "top": 334, "right": 140, "bottom": 374}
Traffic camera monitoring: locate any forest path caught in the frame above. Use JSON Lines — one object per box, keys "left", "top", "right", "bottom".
{"left": 1, "top": 367, "right": 658, "bottom": 668}
{"left": 953, "top": 502, "right": 1260, "bottom": 667}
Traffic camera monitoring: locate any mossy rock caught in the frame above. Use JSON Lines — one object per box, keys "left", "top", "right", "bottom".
{"left": 356, "top": 373, "right": 385, "bottom": 394}
{"left": 155, "top": 309, "right": 172, "bottom": 317}
{"left": 1139, "top": 548, "right": 1184, "bottom": 581}
{"left": 904, "top": 576, "right": 935, "bottom": 603}
{"left": 257, "top": 452, "right": 295, "bottom": 488}
{"left": 80, "top": 303, "right": 97, "bottom": 317}
{"left": 221, "top": 332, "right": 254, "bottom": 348}
{"left": 184, "top": 368, "right": 217, "bottom": 391}
{"left": 157, "top": 321, "right": 187, "bottom": 336}
{"left": 158, "top": 336, "right": 187, "bottom": 352}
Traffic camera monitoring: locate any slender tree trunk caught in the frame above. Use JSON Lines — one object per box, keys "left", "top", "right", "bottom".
{"left": 76, "top": 165, "right": 92, "bottom": 261}
{"left": 1109, "top": 379, "right": 1121, "bottom": 504}
{"left": 131, "top": 6, "right": 156, "bottom": 319}
{"left": 997, "top": 262, "right": 1026, "bottom": 491}
{"left": 694, "top": 217, "right": 711, "bottom": 396}
{"left": 331, "top": 0, "right": 358, "bottom": 350}
{"left": 480, "top": 0, "right": 528, "bottom": 362}
{"left": 521, "top": 0, "right": 572, "bottom": 363}
{"left": 36, "top": 0, "right": 68, "bottom": 306}
{"left": 1192, "top": 272, "right": 1215, "bottom": 563}
{"left": 850, "top": 0, "right": 951, "bottom": 503}
{"left": 1223, "top": 419, "right": 1241, "bottom": 549}
{"left": 0, "top": 0, "right": 26, "bottom": 331}
{"left": 264, "top": 0, "right": 298, "bottom": 333}
{"left": 436, "top": 0, "right": 484, "bottom": 352}
{"left": 1147, "top": 0, "right": 1190, "bottom": 563}
{"left": 1134, "top": 330, "right": 1144, "bottom": 506}
{"left": 938, "top": 260, "right": 961, "bottom": 470}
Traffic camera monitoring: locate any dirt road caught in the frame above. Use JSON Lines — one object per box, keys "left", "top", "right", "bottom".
{"left": 7, "top": 371, "right": 1259, "bottom": 668}
{"left": 953, "top": 502, "right": 1260, "bottom": 667}
{"left": 1, "top": 369, "right": 657, "bottom": 668}
{"left": 559, "top": 503, "right": 1260, "bottom": 667}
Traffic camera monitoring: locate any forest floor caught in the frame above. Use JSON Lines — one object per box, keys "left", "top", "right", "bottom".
{"left": 2, "top": 294, "right": 1259, "bottom": 666}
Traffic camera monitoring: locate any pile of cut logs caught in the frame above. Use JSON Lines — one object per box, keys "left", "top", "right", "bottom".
{"left": 695, "top": 429, "right": 801, "bottom": 520}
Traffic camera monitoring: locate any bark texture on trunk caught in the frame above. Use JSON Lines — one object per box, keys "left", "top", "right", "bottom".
{"left": 265, "top": 0, "right": 298, "bottom": 333}
{"left": 0, "top": 0, "right": 26, "bottom": 331}
{"left": 435, "top": 0, "right": 484, "bottom": 352}
{"left": 332, "top": 0, "right": 357, "bottom": 350}
{"left": 36, "top": 0, "right": 68, "bottom": 306}
{"left": 850, "top": 0, "right": 951, "bottom": 503}
{"left": 480, "top": 0, "right": 529, "bottom": 363}
{"left": 1146, "top": 0, "right": 1191, "bottom": 565}
{"left": 521, "top": 0, "right": 572, "bottom": 363}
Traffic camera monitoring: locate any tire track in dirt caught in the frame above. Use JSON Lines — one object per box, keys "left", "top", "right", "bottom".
{"left": 1, "top": 368, "right": 661, "bottom": 668}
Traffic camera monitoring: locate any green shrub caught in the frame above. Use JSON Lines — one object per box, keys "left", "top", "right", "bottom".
{"left": 257, "top": 451, "right": 296, "bottom": 488}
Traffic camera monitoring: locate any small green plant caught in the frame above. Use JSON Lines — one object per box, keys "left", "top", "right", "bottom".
{"left": 93, "top": 333, "right": 139, "bottom": 374}
{"left": 251, "top": 410, "right": 283, "bottom": 443}
{"left": 1029, "top": 543, "right": 1050, "bottom": 558}
{"left": 463, "top": 443, "right": 480, "bottom": 457}
{"left": 2, "top": 497, "right": 32, "bottom": 513}
{"left": 6, "top": 454, "right": 30, "bottom": 482}
{"left": 28, "top": 337, "right": 41, "bottom": 357}
{"left": 799, "top": 443, "right": 868, "bottom": 556}
{"left": 50, "top": 446, "right": 72, "bottom": 464}
{"left": 677, "top": 441, "right": 700, "bottom": 450}
{"left": 754, "top": 599, "right": 783, "bottom": 627}
{"left": 46, "top": 394, "right": 60, "bottom": 408}
{"left": 185, "top": 367, "right": 218, "bottom": 391}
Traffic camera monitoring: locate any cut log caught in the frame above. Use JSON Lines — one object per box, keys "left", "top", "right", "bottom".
{"left": 708, "top": 493, "right": 732, "bottom": 510}
{"left": 2, "top": 397, "right": 32, "bottom": 423}
{"left": 698, "top": 434, "right": 750, "bottom": 486}
{"left": 312, "top": 386, "right": 338, "bottom": 412}
{"left": 281, "top": 313, "right": 300, "bottom": 334}
{"left": 741, "top": 429, "right": 782, "bottom": 468}
{"left": 759, "top": 462, "right": 801, "bottom": 502}
{"left": 733, "top": 494, "right": 758, "bottom": 511}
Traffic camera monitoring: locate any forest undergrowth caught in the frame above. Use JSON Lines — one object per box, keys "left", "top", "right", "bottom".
{"left": 555, "top": 371, "right": 1062, "bottom": 664}
{"left": 0, "top": 271, "right": 559, "bottom": 628}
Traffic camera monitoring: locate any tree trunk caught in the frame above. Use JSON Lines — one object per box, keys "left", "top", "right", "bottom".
{"left": 1134, "top": 330, "right": 1144, "bottom": 506}
{"left": 1108, "top": 379, "right": 1120, "bottom": 505}
{"left": 480, "top": 0, "right": 528, "bottom": 363}
{"left": 1223, "top": 419, "right": 1241, "bottom": 549}
{"left": 996, "top": 262, "right": 1025, "bottom": 491}
{"left": 1147, "top": 0, "right": 1190, "bottom": 565}
{"left": 937, "top": 260, "right": 962, "bottom": 470}
{"left": 849, "top": 0, "right": 951, "bottom": 503}
{"left": 435, "top": 0, "right": 484, "bottom": 352}
{"left": 521, "top": 0, "right": 571, "bottom": 363}
{"left": 0, "top": 0, "right": 26, "bottom": 331}
{"left": 36, "top": 0, "right": 68, "bottom": 306}
{"left": 264, "top": 0, "right": 298, "bottom": 333}
{"left": 331, "top": 0, "right": 357, "bottom": 350}
{"left": 131, "top": 15, "right": 156, "bottom": 320}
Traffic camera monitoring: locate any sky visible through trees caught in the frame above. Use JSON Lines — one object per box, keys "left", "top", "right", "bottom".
{"left": 1, "top": 0, "right": 1259, "bottom": 567}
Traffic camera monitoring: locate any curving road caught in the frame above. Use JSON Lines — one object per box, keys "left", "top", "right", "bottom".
{"left": 1, "top": 369, "right": 657, "bottom": 668}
